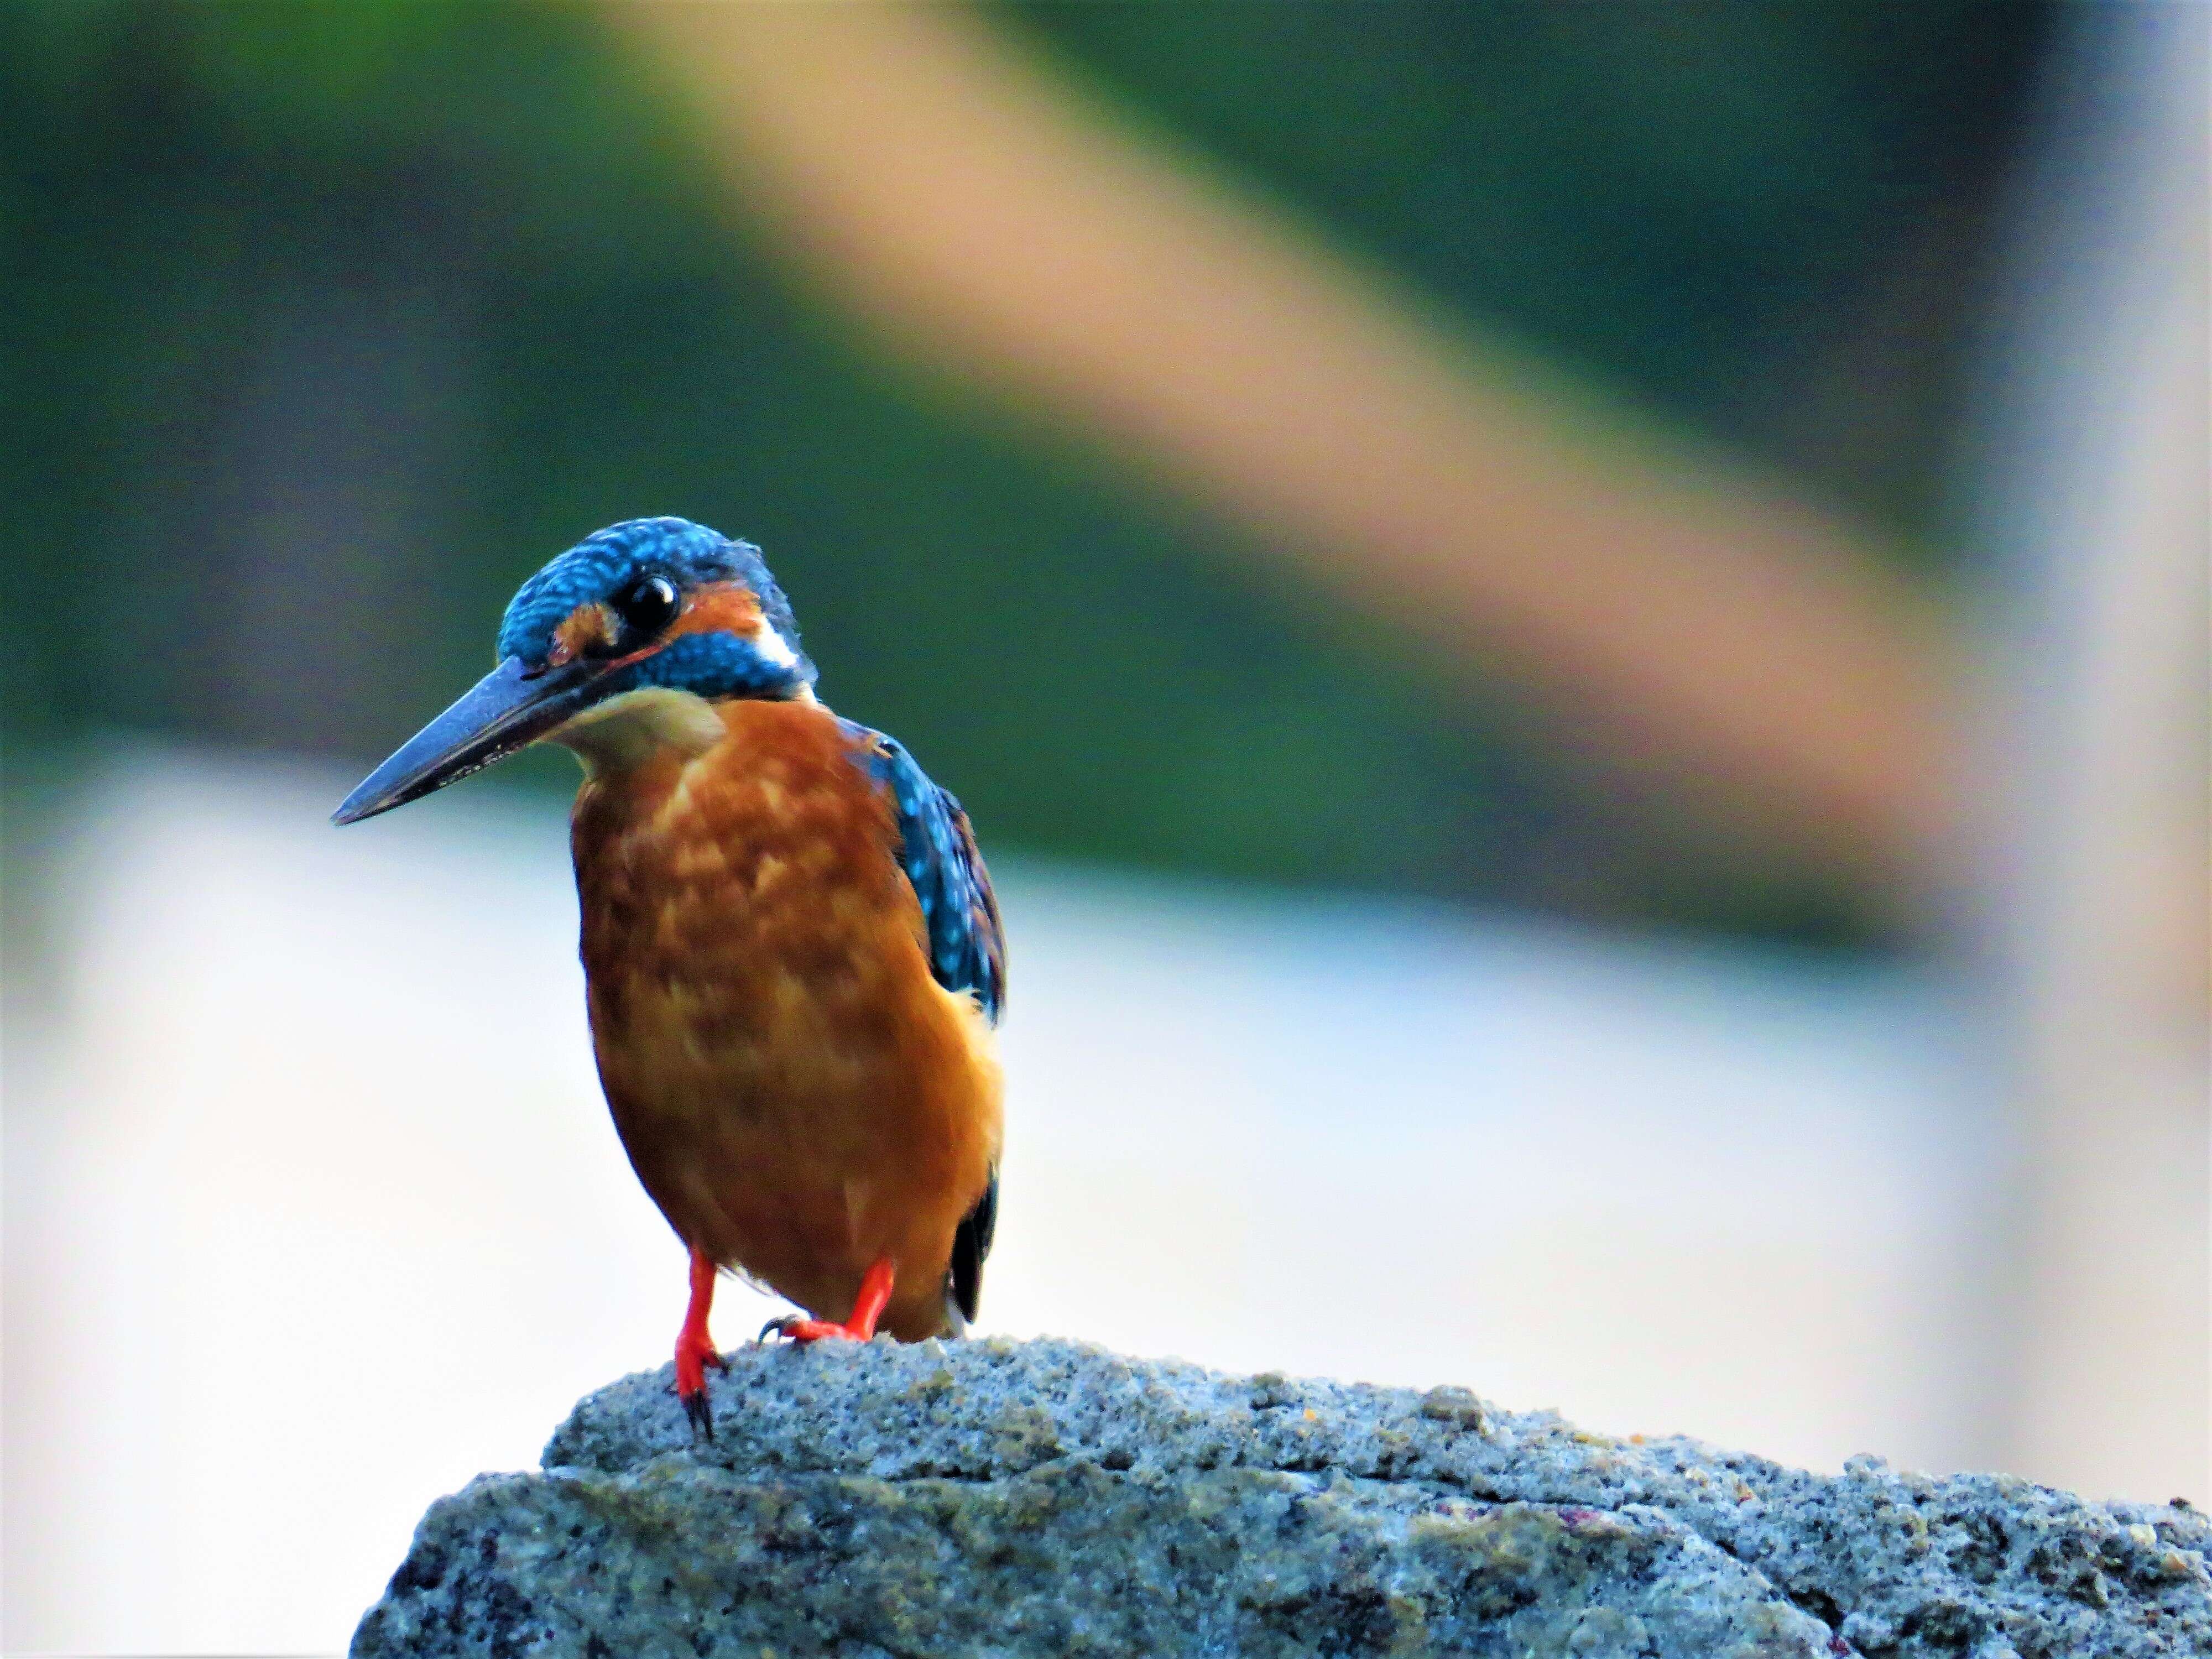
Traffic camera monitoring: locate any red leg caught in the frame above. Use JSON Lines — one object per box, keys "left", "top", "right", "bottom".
{"left": 765, "top": 1256, "right": 896, "bottom": 1344}
{"left": 673, "top": 1245, "right": 727, "bottom": 1440}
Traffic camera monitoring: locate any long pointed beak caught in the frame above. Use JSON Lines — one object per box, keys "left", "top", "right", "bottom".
{"left": 331, "top": 656, "right": 604, "bottom": 826}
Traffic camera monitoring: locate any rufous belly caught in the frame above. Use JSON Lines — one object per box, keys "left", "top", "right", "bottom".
{"left": 569, "top": 699, "right": 1000, "bottom": 1340}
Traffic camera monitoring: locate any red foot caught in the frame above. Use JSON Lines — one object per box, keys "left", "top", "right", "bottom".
{"left": 763, "top": 1257, "right": 896, "bottom": 1345}
{"left": 672, "top": 1245, "right": 727, "bottom": 1441}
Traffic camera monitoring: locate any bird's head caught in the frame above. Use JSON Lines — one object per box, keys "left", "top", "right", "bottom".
{"left": 333, "top": 517, "right": 813, "bottom": 825}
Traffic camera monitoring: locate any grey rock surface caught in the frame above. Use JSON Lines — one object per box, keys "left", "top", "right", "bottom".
{"left": 354, "top": 1337, "right": 2209, "bottom": 1658}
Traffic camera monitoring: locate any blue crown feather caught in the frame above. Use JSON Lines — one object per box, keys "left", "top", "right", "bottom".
{"left": 498, "top": 518, "right": 804, "bottom": 665}
{"left": 497, "top": 517, "right": 814, "bottom": 700}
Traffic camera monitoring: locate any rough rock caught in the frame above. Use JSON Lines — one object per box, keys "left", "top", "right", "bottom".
{"left": 353, "top": 1336, "right": 2210, "bottom": 1657}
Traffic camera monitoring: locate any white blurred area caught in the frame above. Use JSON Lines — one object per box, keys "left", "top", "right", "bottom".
{"left": 5, "top": 745, "right": 2008, "bottom": 1655}
{"left": 1968, "top": 1, "right": 2209, "bottom": 1512}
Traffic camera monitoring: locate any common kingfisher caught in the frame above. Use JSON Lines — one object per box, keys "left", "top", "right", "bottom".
{"left": 333, "top": 517, "right": 1004, "bottom": 1439}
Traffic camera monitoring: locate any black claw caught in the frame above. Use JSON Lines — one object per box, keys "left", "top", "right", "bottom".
{"left": 758, "top": 1316, "right": 792, "bottom": 1343}
{"left": 682, "top": 1387, "right": 714, "bottom": 1443}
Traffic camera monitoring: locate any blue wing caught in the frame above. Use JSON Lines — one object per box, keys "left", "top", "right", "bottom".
{"left": 843, "top": 723, "right": 1005, "bottom": 1026}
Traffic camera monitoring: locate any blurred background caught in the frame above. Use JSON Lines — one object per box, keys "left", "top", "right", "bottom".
{"left": 3, "top": 2, "right": 2204, "bottom": 1651}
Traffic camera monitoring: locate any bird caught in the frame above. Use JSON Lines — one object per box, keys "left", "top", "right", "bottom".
{"left": 332, "top": 517, "right": 1004, "bottom": 1439}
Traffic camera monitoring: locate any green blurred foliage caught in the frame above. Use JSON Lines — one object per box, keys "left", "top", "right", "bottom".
{"left": 1, "top": 2, "right": 2048, "bottom": 941}
{"left": 1015, "top": 0, "right": 2047, "bottom": 548}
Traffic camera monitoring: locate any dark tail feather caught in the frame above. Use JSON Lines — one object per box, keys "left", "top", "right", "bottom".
{"left": 947, "top": 1168, "right": 999, "bottom": 1329}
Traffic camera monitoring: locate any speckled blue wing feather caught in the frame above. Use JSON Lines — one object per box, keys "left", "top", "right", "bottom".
{"left": 843, "top": 723, "right": 1005, "bottom": 1026}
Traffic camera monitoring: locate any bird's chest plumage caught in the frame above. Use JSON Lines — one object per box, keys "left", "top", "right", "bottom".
{"left": 568, "top": 699, "right": 998, "bottom": 1333}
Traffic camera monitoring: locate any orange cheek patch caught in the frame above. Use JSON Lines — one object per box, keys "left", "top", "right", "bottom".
{"left": 549, "top": 582, "right": 765, "bottom": 669}
{"left": 551, "top": 603, "right": 616, "bottom": 666}
{"left": 666, "top": 583, "right": 764, "bottom": 642}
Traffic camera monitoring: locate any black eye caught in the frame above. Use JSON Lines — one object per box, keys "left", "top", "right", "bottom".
{"left": 613, "top": 575, "right": 680, "bottom": 640}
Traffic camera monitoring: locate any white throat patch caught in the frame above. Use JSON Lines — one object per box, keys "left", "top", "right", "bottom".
{"left": 551, "top": 685, "right": 726, "bottom": 776}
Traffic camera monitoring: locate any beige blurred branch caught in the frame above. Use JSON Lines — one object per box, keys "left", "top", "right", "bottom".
{"left": 606, "top": 1, "right": 1962, "bottom": 898}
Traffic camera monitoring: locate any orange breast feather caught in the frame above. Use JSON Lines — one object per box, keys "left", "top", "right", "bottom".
{"left": 570, "top": 698, "right": 1000, "bottom": 1339}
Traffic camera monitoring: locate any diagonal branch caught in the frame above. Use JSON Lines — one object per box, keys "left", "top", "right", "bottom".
{"left": 606, "top": 2, "right": 1963, "bottom": 900}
